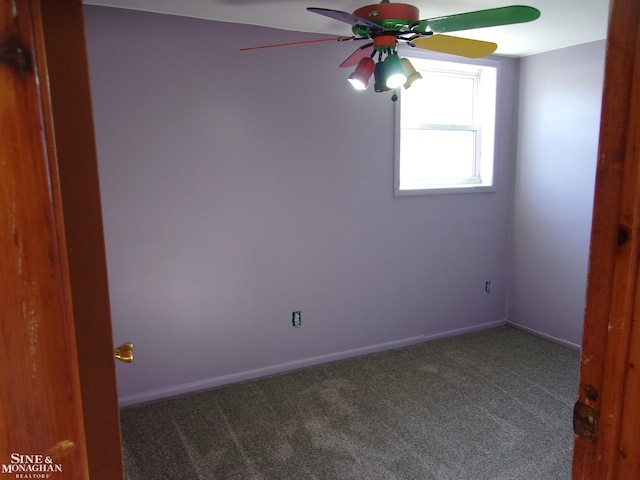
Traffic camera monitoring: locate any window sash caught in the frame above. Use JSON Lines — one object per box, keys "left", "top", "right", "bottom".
{"left": 401, "top": 71, "right": 478, "bottom": 127}
{"left": 394, "top": 55, "right": 497, "bottom": 195}
{"left": 398, "top": 126, "right": 481, "bottom": 189}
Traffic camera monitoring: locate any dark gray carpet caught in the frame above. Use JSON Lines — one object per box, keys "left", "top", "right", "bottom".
{"left": 120, "top": 326, "right": 580, "bottom": 479}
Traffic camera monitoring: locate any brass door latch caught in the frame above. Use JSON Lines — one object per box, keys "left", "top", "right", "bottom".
{"left": 114, "top": 342, "right": 134, "bottom": 363}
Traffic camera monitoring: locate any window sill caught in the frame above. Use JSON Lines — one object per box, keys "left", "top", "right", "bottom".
{"left": 394, "top": 185, "right": 497, "bottom": 196}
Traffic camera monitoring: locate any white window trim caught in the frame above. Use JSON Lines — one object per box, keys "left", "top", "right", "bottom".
{"left": 393, "top": 51, "right": 500, "bottom": 196}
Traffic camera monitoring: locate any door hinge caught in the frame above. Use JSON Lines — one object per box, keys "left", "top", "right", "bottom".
{"left": 573, "top": 401, "right": 599, "bottom": 442}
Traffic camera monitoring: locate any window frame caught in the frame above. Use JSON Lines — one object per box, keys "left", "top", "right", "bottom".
{"left": 393, "top": 51, "right": 500, "bottom": 196}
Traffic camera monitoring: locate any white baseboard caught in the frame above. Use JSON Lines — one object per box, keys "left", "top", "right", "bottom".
{"left": 422, "top": 318, "right": 507, "bottom": 343}
{"left": 118, "top": 319, "right": 508, "bottom": 408}
{"left": 118, "top": 335, "right": 425, "bottom": 407}
{"left": 507, "top": 320, "right": 582, "bottom": 351}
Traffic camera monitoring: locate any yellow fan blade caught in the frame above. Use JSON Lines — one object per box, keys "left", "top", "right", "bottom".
{"left": 411, "top": 35, "right": 497, "bottom": 58}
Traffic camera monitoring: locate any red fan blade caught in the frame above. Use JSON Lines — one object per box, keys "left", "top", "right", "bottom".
{"left": 339, "top": 43, "right": 374, "bottom": 68}
{"left": 240, "top": 36, "right": 355, "bottom": 52}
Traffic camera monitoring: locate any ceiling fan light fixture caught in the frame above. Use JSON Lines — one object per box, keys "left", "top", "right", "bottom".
{"left": 348, "top": 57, "right": 376, "bottom": 90}
{"left": 400, "top": 57, "right": 422, "bottom": 89}
{"left": 247, "top": 4, "right": 543, "bottom": 95}
{"left": 383, "top": 53, "right": 407, "bottom": 89}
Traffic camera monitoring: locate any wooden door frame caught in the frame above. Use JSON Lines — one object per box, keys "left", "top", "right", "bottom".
{"left": 0, "top": 2, "right": 90, "bottom": 476}
{"left": 1, "top": 1, "right": 124, "bottom": 478}
{"left": 572, "top": 0, "right": 640, "bottom": 478}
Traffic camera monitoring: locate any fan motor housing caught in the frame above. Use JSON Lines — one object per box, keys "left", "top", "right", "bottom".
{"left": 373, "top": 35, "right": 398, "bottom": 49}
{"left": 352, "top": 3, "right": 419, "bottom": 36}
{"left": 353, "top": 3, "right": 419, "bottom": 22}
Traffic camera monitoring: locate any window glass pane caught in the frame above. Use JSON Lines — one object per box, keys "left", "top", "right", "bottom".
{"left": 402, "top": 73, "right": 475, "bottom": 126}
{"left": 399, "top": 129, "right": 476, "bottom": 187}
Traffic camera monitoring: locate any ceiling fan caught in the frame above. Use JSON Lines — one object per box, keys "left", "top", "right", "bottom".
{"left": 240, "top": 1, "right": 540, "bottom": 97}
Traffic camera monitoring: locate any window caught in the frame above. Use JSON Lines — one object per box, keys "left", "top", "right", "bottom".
{"left": 394, "top": 56, "right": 498, "bottom": 195}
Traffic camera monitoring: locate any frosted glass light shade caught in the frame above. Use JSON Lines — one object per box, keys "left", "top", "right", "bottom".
{"left": 401, "top": 58, "right": 422, "bottom": 89}
{"left": 374, "top": 62, "right": 388, "bottom": 92}
{"left": 347, "top": 57, "right": 376, "bottom": 90}
{"left": 384, "top": 54, "right": 407, "bottom": 89}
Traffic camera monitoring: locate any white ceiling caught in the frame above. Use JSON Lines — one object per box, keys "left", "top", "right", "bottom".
{"left": 83, "top": 0, "right": 611, "bottom": 57}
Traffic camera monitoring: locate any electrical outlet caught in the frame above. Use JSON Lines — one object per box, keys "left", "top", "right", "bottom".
{"left": 292, "top": 311, "right": 301, "bottom": 327}
{"left": 485, "top": 281, "right": 492, "bottom": 294}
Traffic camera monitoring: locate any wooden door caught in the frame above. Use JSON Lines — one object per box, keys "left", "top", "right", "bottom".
{"left": 572, "top": 0, "right": 640, "bottom": 478}
{"left": 0, "top": 1, "right": 124, "bottom": 479}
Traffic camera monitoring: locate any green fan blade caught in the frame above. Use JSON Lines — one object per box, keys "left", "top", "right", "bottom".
{"left": 414, "top": 5, "right": 541, "bottom": 35}
{"left": 411, "top": 35, "right": 498, "bottom": 58}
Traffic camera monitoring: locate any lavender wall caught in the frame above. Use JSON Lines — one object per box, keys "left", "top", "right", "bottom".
{"left": 83, "top": 6, "right": 519, "bottom": 406}
{"left": 509, "top": 41, "right": 606, "bottom": 348}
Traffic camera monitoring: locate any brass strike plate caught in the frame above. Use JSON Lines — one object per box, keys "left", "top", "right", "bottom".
{"left": 573, "top": 401, "right": 599, "bottom": 442}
